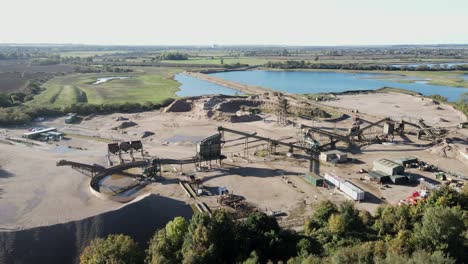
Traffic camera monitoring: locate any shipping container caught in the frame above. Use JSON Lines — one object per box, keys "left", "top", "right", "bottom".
{"left": 339, "top": 181, "right": 365, "bottom": 201}
{"left": 324, "top": 172, "right": 343, "bottom": 188}
{"left": 319, "top": 150, "right": 348, "bottom": 163}
{"left": 304, "top": 173, "right": 324, "bottom": 186}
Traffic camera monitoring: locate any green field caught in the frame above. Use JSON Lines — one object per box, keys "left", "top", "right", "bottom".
{"left": 56, "top": 50, "right": 127, "bottom": 57}
{"left": 28, "top": 67, "right": 183, "bottom": 107}
{"left": 369, "top": 70, "right": 468, "bottom": 88}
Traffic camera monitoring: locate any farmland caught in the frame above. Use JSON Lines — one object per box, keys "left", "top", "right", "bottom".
{"left": 28, "top": 67, "right": 183, "bottom": 106}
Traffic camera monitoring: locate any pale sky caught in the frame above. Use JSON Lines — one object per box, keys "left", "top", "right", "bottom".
{"left": 1, "top": 0, "right": 467, "bottom": 45}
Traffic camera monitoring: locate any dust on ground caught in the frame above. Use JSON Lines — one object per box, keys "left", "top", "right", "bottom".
{"left": 0, "top": 92, "right": 466, "bottom": 230}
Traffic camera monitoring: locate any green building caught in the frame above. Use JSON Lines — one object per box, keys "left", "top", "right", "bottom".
{"left": 304, "top": 173, "right": 324, "bottom": 186}
{"left": 373, "top": 159, "right": 405, "bottom": 176}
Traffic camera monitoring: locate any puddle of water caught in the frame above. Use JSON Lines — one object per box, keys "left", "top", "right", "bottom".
{"left": 166, "top": 135, "right": 205, "bottom": 143}
{"left": 93, "top": 76, "right": 130, "bottom": 85}
{"left": 52, "top": 145, "right": 73, "bottom": 154}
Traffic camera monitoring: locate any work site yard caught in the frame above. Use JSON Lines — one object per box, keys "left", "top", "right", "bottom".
{"left": 1, "top": 91, "right": 466, "bottom": 231}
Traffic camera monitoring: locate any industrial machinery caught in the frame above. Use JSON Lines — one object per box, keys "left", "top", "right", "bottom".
{"left": 107, "top": 140, "right": 144, "bottom": 165}
{"left": 218, "top": 126, "right": 324, "bottom": 174}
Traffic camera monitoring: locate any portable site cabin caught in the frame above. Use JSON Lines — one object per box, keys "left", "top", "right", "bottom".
{"left": 373, "top": 159, "right": 404, "bottom": 176}
{"left": 304, "top": 173, "right": 324, "bottom": 186}
{"left": 319, "top": 150, "right": 348, "bottom": 163}
{"left": 339, "top": 181, "right": 365, "bottom": 201}
{"left": 324, "top": 172, "right": 343, "bottom": 188}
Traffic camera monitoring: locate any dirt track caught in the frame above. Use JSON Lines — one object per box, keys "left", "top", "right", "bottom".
{"left": 185, "top": 71, "right": 271, "bottom": 94}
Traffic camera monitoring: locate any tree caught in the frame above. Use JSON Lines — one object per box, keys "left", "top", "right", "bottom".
{"left": 296, "top": 238, "right": 314, "bottom": 257}
{"left": 0, "top": 93, "right": 12, "bottom": 107}
{"left": 426, "top": 185, "right": 466, "bottom": 209}
{"left": 415, "top": 206, "right": 465, "bottom": 261}
{"left": 80, "top": 234, "right": 143, "bottom": 264}
{"left": 159, "top": 52, "right": 188, "bottom": 60}
{"left": 146, "top": 217, "right": 189, "bottom": 264}
{"left": 287, "top": 254, "right": 321, "bottom": 264}
{"left": 374, "top": 205, "right": 412, "bottom": 237}
{"left": 337, "top": 201, "right": 364, "bottom": 233}
{"left": 243, "top": 251, "right": 259, "bottom": 264}
{"left": 181, "top": 213, "right": 217, "bottom": 264}
{"left": 330, "top": 243, "right": 375, "bottom": 264}
{"left": 312, "top": 201, "right": 338, "bottom": 227}
{"left": 238, "top": 212, "right": 287, "bottom": 262}
{"left": 181, "top": 210, "right": 237, "bottom": 263}
{"left": 387, "top": 230, "right": 415, "bottom": 255}
{"left": 328, "top": 214, "right": 346, "bottom": 235}
{"left": 375, "top": 250, "right": 455, "bottom": 264}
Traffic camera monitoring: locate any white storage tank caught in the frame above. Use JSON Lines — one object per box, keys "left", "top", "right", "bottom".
{"left": 324, "top": 172, "right": 343, "bottom": 188}
{"left": 339, "top": 181, "right": 365, "bottom": 201}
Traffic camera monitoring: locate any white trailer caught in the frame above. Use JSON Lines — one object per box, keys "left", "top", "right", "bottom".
{"left": 339, "top": 181, "right": 365, "bottom": 201}
{"left": 324, "top": 172, "right": 343, "bottom": 188}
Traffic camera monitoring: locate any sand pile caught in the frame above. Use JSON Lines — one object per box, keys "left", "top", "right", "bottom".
{"left": 230, "top": 114, "right": 262, "bottom": 123}
{"left": 141, "top": 131, "right": 155, "bottom": 138}
{"left": 0, "top": 194, "right": 192, "bottom": 264}
{"left": 114, "top": 121, "right": 138, "bottom": 129}
{"left": 216, "top": 100, "right": 261, "bottom": 113}
{"left": 115, "top": 116, "right": 129, "bottom": 121}
{"left": 203, "top": 96, "right": 226, "bottom": 110}
{"left": 427, "top": 139, "right": 468, "bottom": 164}
{"left": 164, "top": 99, "right": 192, "bottom": 112}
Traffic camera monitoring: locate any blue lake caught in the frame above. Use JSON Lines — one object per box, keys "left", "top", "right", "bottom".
{"left": 174, "top": 74, "right": 238, "bottom": 96}
{"left": 208, "top": 70, "right": 468, "bottom": 102}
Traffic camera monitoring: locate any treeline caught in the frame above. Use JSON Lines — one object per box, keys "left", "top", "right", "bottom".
{"left": 0, "top": 51, "right": 37, "bottom": 60}
{"left": 0, "top": 80, "right": 47, "bottom": 107}
{"left": 222, "top": 62, "right": 249, "bottom": 69}
{"left": 79, "top": 185, "right": 467, "bottom": 264}
{"left": 0, "top": 98, "right": 175, "bottom": 125}
{"left": 160, "top": 52, "right": 189, "bottom": 60}
{"left": 265, "top": 60, "right": 468, "bottom": 71}
{"left": 73, "top": 65, "right": 133, "bottom": 73}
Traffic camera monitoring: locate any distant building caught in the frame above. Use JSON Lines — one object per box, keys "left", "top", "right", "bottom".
{"left": 319, "top": 150, "right": 348, "bottom": 163}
